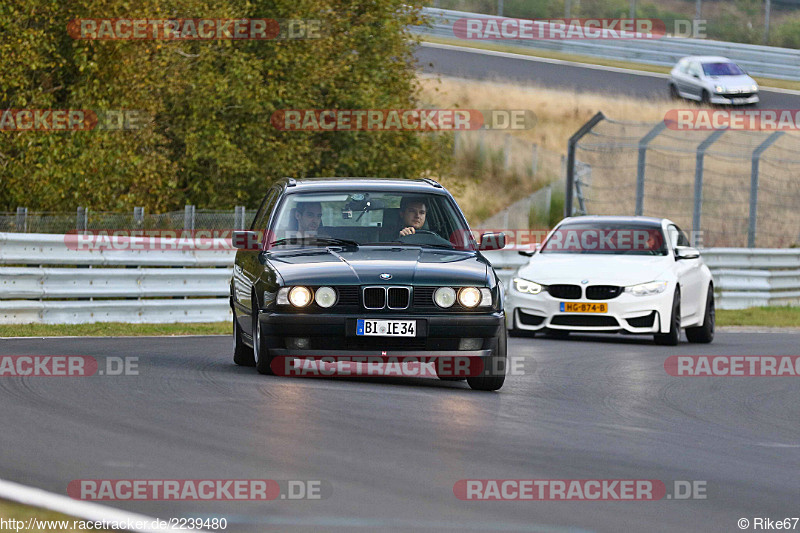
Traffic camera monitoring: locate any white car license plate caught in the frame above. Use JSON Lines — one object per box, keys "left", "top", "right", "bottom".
{"left": 732, "top": 98, "right": 748, "bottom": 104}
{"left": 357, "top": 319, "right": 416, "bottom": 337}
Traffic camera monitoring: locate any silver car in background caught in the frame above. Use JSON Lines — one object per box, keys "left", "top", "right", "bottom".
{"left": 669, "top": 56, "right": 759, "bottom": 106}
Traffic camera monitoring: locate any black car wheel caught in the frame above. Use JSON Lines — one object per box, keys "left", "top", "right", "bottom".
{"left": 467, "top": 326, "right": 506, "bottom": 391}
{"left": 233, "top": 314, "right": 254, "bottom": 366}
{"left": 654, "top": 288, "right": 681, "bottom": 346}
{"left": 253, "top": 311, "right": 275, "bottom": 375}
{"left": 669, "top": 83, "right": 680, "bottom": 100}
{"left": 686, "top": 285, "right": 715, "bottom": 344}
{"left": 701, "top": 90, "right": 711, "bottom": 105}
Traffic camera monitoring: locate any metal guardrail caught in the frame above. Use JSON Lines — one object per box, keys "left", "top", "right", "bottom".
{"left": 0, "top": 233, "right": 796, "bottom": 323}
{"left": 0, "top": 233, "right": 235, "bottom": 325}
{"left": 414, "top": 8, "right": 800, "bottom": 81}
{"left": 483, "top": 247, "right": 800, "bottom": 310}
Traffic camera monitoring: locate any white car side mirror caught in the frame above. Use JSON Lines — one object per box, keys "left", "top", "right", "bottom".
{"left": 675, "top": 246, "right": 700, "bottom": 260}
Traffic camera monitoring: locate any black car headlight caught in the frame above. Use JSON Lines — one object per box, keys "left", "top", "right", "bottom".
{"left": 434, "top": 287, "right": 456, "bottom": 308}
{"left": 314, "top": 286, "right": 336, "bottom": 308}
{"left": 458, "top": 287, "right": 481, "bottom": 308}
{"left": 278, "top": 286, "right": 312, "bottom": 307}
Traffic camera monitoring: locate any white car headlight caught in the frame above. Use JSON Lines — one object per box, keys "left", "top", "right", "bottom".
{"left": 625, "top": 281, "right": 668, "bottom": 296}
{"left": 288, "top": 286, "right": 313, "bottom": 307}
{"left": 714, "top": 85, "right": 725, "bottom": 93}
{"left": 751, "top": 84, "right": 758, "bottom": 92}
{"left": 514, "top": 278, "right": 544, "bottom": 295}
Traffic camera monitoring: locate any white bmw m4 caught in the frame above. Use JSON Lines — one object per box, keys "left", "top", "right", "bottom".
{"left": 505, "top": 216, "right": 714, "bottom": 345}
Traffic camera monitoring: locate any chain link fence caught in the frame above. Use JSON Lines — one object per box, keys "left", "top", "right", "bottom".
{"left": 0, "top": 206, "right": 253, "bottom": 234}
{"left": 568, "top": 115, "right": 800, "bottom": 248}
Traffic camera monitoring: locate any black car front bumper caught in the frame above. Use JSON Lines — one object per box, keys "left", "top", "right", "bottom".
{"left": 259, "top": 311, "right": 504, "bottom": 357}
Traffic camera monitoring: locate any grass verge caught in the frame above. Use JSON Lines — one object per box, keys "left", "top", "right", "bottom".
{"left": 0, "top": 499, "right": 112, "bottom": 532}
{"left": 0, "top": 309, "right": 797, "bottom": 338}
{"left": 716, "top": 306, "right": 800, "bottom": 327}
{"left": 419, "top": 35, "right": 800, "bottom": 92}
{"left": 0, "top": 321, "right": 229, "bottom": 338}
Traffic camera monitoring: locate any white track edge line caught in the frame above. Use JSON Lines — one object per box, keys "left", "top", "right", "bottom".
{"left": 0, "top": 478, "right": 200, "bottom": 532}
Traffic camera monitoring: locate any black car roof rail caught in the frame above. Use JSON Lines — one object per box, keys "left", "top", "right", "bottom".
{"left": 421, "top": 178, "right": 442, "bottom": 188}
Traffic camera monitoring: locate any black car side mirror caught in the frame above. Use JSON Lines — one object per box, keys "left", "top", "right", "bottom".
{"left": 232, "top": 230, "right": 262, "bottom": 250}
{"left": 479, "top": 232, "right": 506, "bottom": 251}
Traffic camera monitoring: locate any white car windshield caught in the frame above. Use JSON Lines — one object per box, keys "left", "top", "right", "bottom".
{"left": 540, "top": 222, "right": 668, "bottom": 255}
{"left": 702, "top": 62, "right": 745, "bottom": 76}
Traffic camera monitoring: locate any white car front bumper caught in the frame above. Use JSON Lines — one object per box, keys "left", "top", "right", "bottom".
{"left": 506, "top": 286, "right": 675, "bottom": 334}
{"left": 709, "top": 93, "right": 759, "bottom": 105}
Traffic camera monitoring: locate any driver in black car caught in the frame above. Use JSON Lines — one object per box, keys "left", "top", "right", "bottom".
{"left": 398, "top": 196, "right": 427, "bottom": 237}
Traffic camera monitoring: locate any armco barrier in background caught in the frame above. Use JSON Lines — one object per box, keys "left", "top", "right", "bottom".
{"left": 413, "top": 8, "right": 800, "bottom": 81}
{"left": 0, "top": 233, "right": 797, "bottom": 324}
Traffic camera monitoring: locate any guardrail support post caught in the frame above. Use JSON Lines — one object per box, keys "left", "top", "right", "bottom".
{"left": 749, "top": 131, "right": 784, "bottom": 248}
{"left": 692, "top": 129, "right": 726, "bottom": 242}
{"left": 566, "top": 111, "right": 605, "bottom": 218}
{"left": 234, "top": 206, "right": 246, "bottom": 230}
{"left": 184, "top": 205, "right": 195, "bottom": 231}
{"left": 635, "top": 121, "right": 667, "bottom": 216}
{"left": 15, "top": 207, "right": 27, "bottom": 233}
{"left": 76, "top": 207, "right": 88, "bottom": 233}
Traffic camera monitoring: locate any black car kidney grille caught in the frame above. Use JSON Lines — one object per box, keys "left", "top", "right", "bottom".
{"left": 585, "top": 285, "right": 623, "bottom": 300}
{"left": 387, "top": 287, "right": 410, "bottom": 309}
{"left": 363, "top": 287, "right": 386, "bottom": 309}
{"left": 547, "top": 284, "right": 582, "bottom": 299}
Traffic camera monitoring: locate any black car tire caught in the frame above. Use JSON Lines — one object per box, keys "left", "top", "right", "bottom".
{"left": 233, "top": 315, "right": 255, "bottom": 366}
{"left": 701, "top": 90, "right": 711, "bottom": 105}
{"left": 253, "top": 311, "right": 275, "bottom": 375}
{"left": 669, "top": 83, "right": 680, "bottom": 100}
{"left": 467, "top": 326, "right": 506, "bottom": 391}
{"left": 654, "top": 288, "right": 681, "bottom": 346}
{"left": 686, "top": 285, "right": 715, "bottom": 344}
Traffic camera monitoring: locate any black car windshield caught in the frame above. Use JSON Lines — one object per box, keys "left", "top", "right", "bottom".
{"left": 269, "top": 190, "right": 476, "bottom": 250}
{"left": 540, "top": 222, "right": 668, "bottom": 256}
{"left": 702, "top": 62, "right": 744, "bottom": 76}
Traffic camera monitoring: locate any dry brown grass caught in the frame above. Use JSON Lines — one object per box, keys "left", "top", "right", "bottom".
{"left": 418, "top": 75, "right": 800, "bottom": 246}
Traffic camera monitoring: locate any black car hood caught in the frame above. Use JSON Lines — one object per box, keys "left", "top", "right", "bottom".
{"left": 267, "top": 247, "right": 489, "bottom": 286}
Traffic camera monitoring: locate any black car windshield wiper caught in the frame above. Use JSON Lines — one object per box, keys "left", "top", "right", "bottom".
{"left": 269, "top": 237, "right": 359, "bottom": 248}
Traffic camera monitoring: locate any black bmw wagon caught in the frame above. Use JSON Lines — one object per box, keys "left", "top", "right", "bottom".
{"left": 230, "top": 178, "right": 507, "bottom": 390}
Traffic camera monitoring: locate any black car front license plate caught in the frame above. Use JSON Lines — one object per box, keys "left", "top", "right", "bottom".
{"left": 356, "top": 319, "right": 416, "bottom": 337}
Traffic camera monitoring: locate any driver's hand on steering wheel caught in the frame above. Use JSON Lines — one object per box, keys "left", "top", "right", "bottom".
{"left": 399, "top": 227, "right": 416, "bottom": 237}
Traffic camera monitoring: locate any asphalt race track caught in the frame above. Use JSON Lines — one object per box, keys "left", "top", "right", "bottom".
{"left": 1, "top": 332, "right": 798, "bottom": 532}
{"left": 415, "top": 42, "right": 800, "bottom": 110}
